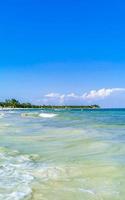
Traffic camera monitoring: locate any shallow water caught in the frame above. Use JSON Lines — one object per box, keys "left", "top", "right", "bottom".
{"left": 0, "top": 109, "right": 125, "bottom": 200}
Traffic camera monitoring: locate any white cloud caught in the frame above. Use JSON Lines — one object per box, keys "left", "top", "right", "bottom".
{"left": 59, "top": 94, "right": 65, "bottom": 103}
{"left": 43, "top": 88, "right": 125, "bottom": 104}
{"left": 44, "top": 93, "right": 65, "bottom": 104}
{"left": 67, "top": 93, "right": 79, "bottom": 98}
{"left": 45, "top": 93, "right": 60, "bottom": 98}
{"left": 83, "top": 88, "right": 125, "bottom": 100}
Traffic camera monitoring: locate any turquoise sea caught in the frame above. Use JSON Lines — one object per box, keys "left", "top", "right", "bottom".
{"left": 0, "top": 108, "right": 125, "bottom": 200}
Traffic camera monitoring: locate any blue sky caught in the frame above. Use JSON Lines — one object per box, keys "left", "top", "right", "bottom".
{"left": 0, "top": 0, "right": 125, "bottom": 107}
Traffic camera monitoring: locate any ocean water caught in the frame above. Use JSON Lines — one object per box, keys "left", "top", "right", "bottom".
{"left": 0, "top": 108, "right": 125, "bottom": 200}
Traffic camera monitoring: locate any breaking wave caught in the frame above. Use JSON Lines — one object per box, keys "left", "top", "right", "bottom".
{"left": 21, "top": 112, "right": 58, "bottom": 118}
{"left": 39, "top": 113, "right": 58, "bottom": 118}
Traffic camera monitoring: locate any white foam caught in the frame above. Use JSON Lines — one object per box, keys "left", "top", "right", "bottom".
{"left": 21, "top": 112, "right": 58, "bottom": 118}
{"left": 0, "top": 150, "right": 34, "bottom": 200}
{"left": 79, "top": 188, "right": 95, "bottom": 195}
{"left": 0, "top": 113, "right": 5, "bottom": 118}
{"left": 39, "top": 113, "right": 58, "bottom": 118}
{"left": 0, "top": 149, "right": 63, "bottom": 200}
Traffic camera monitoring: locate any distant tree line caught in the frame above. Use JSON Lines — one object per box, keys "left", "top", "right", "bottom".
{"left": 0, "top": 99, "right": 100, "bottom": 109}
{"left": 0, "top": 99, "right": 41, "bottom": 108}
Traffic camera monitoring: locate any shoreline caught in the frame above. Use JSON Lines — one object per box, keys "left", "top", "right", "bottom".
{"left": 0, "top": 107, "right": 125, "bottom": 111}
{"left": 0, "top": 107, "right": 100, "bottom": 111}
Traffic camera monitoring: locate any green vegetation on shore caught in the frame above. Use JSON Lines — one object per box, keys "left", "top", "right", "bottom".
{"left": 0, "top": 99, "right": 100, "bottom": 109}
